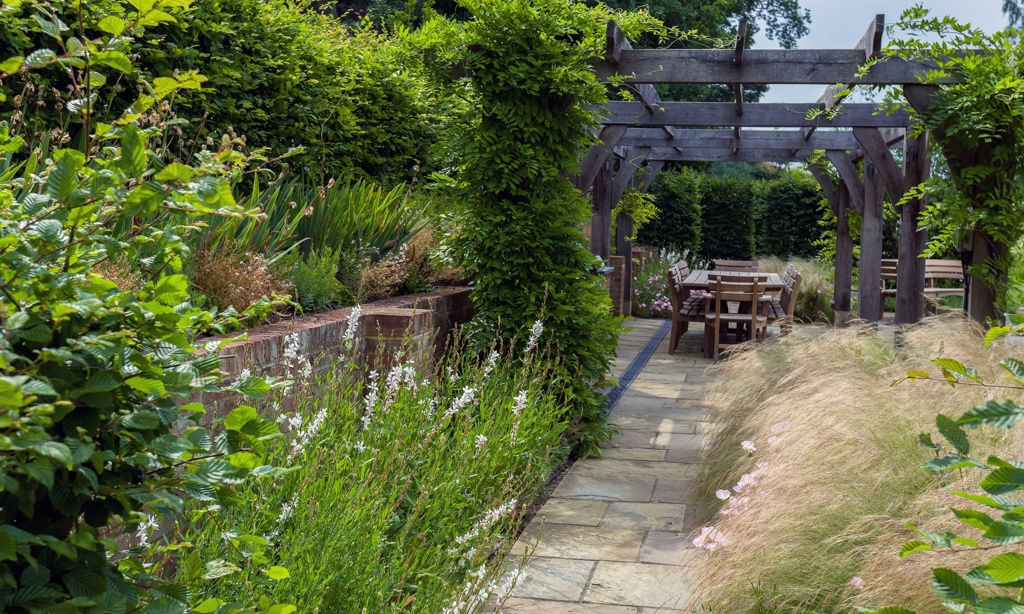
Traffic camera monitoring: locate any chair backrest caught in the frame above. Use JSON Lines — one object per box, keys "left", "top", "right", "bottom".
{"left": 784, "top": 264, "right": 798, "bottom": 285}
{"left": 714, "top": 259, "right": 759, "bottom": 273}
{"left": 881, "top": 259, "right": 899, "bottom": 282}
{"left": 665, "top": 262, "right": 691, "bottom": 309}
{"left": 924, "top": 259, "right": 964, "bottom": 282}
{"left": 784, "top": 271, "right": 802, "bottom": 316}
{"left": 706, "top": 277, "right": 764, "bottom": 325}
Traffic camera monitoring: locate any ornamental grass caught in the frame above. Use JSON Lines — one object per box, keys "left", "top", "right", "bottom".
{"left": 181, "top": 320, "right": 569, "bottom": 612}
{"left": 690, "top": 315, "right": 1024, "bottom": 612}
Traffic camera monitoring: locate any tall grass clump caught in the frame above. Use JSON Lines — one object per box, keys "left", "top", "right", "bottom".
{"left": 690, "top": 315, "right": 1024, "bottom": 613}
{"left": 182, "top": 318, "right": 570, "bottom": 612}
{"left": 759, "top": 256, "right": 835, "bottom": 323}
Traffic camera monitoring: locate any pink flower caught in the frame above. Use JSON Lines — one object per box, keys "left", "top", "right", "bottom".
{"left": 733, "top": 473, "right": 757, "bottom": 493}
{"left": 767, "top": 436, "right": 780, "bottom": 446}
{"left": 770, "top": 422, "right": 792, "bottom": 433}
{"left": 850, "top": 577, "right": 866, "bottom": 590}
{"left": 715, "top": 489, "right": 731, "bottom": 500}
{"left": 741, "top": 440, "right": 756, "bottom": 453}
{"left": 693, "top": 526, "right": 730, "bottom": 551}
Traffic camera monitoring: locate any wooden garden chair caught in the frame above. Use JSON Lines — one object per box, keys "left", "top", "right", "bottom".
{"left": 766, "top": 269, "right": 802, "bottom": 335}
{"left": 666, "top": 262, "right": 705, "bottom": 354}
{"left": 713, "top": 259, "right": 759, "bottom": 272}
{"left": 703, "top": 276, "right": 768, "bottom": 360}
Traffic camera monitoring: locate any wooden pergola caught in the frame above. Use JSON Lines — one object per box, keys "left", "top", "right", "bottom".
{"left": 580, "top": 15, "right": 942, "bottom": 325}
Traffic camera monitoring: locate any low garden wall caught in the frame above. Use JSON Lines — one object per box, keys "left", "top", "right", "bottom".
{"left": 196, "top": 287, "right": 474, "bottom": 420}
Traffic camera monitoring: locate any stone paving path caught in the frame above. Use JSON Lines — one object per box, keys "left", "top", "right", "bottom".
{"left": 500, "top": 319, "right": 712, "bottom": 613}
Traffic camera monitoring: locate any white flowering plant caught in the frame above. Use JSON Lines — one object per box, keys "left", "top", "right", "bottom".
{"left": 181, "top": 321, "right": 570, "bottom": 612}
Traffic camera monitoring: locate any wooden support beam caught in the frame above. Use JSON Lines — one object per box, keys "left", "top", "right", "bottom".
{"left": 600, "top": 101, "right": 913, "bottom": 128}
{"left": 853, "top": 127, "right": 905, "bottom": 201}
{"left": 591, "top": 49, "right": 943, "bottom": 86}
{"left": 618, "top": 128, "right": 866, "bottom": 150}
{"left": 808, "top": 164, "right": 839, "bottom": 216}
{"left": 859, "top": 162, "right": 884, "bottom": 322}
{"left": 825, "top": 151, "right": 865, "bottom": 215}
{"left": 805, "top": 15, "right": 886, "bottom": 140}
{"left": 645, "top": 147, "right": 830, "bottom": 164}
{"left": 895, "top": 131, "right": 930, "bottom": 325}
{"left": 611, "top": 147, "right": 651, "bottom": 206}
{"left": 605, "top": 21, "right": 625, "bottom": 65}
{"left": 835, "top": 182, "right": 855, "bottom": 326}
{"left": 733, "top": 19, "right": 747, "bottom": 119}
{"left": 638, "top": 160, "right": 664, "bottom": 193}
{"left": 591, "top": 161, "right": 613, "bottom": 260}
{"left": 616, "top": 212, "right": 635, "bottom": 317}
{"left": 578, "top": 125, "right": 627, "bottom": 194}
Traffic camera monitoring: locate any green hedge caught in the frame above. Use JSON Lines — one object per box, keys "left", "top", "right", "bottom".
{"left": 700, "top": 175, "right": 757, "bottom": 260}
{"left": 636, "top": 166, "right": 705, "bottom": 252}
{"left": 1, "top": 0, "right": 433, "bottom": 183}
{"left": 755, "top": 170, "right": 824, "bottom": 258}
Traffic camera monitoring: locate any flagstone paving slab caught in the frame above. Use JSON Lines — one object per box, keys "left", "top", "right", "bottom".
{"left": 509, "top": 557, "right": 596, "bottom": 602}
{"left": 551, "top": 474, "right": 657, "bottom": 502}
{"left": 584, "top": 561, "right": 693, "bottom": 608}
{"left": 537, "top": 499, "right": 610, "bottom": 526}
{"left": 512, "top": 524, "right": 644, "bottom": 561}
{"left": 599, "top": 502, "right": 687, "bottom": 531}
{"left": 501, "top": 320, "right": 713, "bottom": 612}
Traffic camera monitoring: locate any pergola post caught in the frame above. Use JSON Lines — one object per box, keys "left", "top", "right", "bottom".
{"left": 591, "top": 160, "right": 613, "bottom": 260}
{"left": 895, "top": 131, "right": 930, "bottom": 324}
{"left": 615, "top": 212, "right": 634, "bottom": 316}
{"left": 835, "top": 183, "right": 855, "bottom": 326}
{"left": 859, "top": 163, "right": 884, "bottom": 322}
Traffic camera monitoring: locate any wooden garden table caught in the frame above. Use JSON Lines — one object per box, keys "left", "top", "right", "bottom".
{"left": 680, "top": 270, "right": 786, "bottom": 294}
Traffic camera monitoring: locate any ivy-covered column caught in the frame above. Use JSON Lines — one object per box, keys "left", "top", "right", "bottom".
{"left": 420, "top": 0, "right": 654, "bottom": 453}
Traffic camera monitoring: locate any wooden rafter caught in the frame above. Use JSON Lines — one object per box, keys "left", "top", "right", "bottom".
{"left": 618, "top": 128, "right": 871, "bottom": 150}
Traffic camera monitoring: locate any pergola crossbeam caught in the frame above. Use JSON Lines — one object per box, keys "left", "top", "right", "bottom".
{"left": 617, "top": 128, "right": 879, "bottom": 150}
{"left": 600, "top": 101, "right": 913, "bottom": 128}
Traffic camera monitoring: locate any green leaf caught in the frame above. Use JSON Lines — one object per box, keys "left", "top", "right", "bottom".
{"left": 923, "top": 455, "right": 987, "bottom": 471}
{"left": 981, "top": 466, "right": 1024, "bottom": 495}
{"left": 979, "top": 553, "right": 1024, "bottom": 584}
{"left": 26, "top": 48, "right": 56, "bottom": 67}
{"left": 986, "top": 326, "right": 1014, "bottom": 348}
{"left": 952, "top": 508, "right": 994, "bottom": 530}
{"left": 937, "top": 414, "right": 970, "bottom": 455}
{"left": 125, "top": 377, "right": 166, "bottom": 397}
{"left": 932, "top": 568, "right": 979, "bottom": 605}
{"left": 1002, "top": 358, "right": 1024, "bottom": 384}
{"left": 46, "top": 149, "right": 84, "bottom": 201}
{"left": 264, "top": 566, "right": 290, "bottom": 580}
{"left": 975, "top": 597, "right": 1024, "bottom": 614}
{"left": 907, "top": 369, "right": 932, "bottom": 380}
{"left": 934, "top": 358, "right": 983, "bottom": 384}
{"left": 137, "top": 9, "right": 177, "bottom": 26}
{"left": 154, "top": 162, "right": 193, "bottom": 183}
{"left": 122, "top": 410, "right": 160, "bottom": 430}
{"left": 900, "top": 540, "right": 934, "bottom": 557}
{"left": 35, "top": 441, "right": 73, "bottom": 468}
{"left": 120, "top": 124, "right": 147, "bottom": 178}
{"left": 919, "top": 432, "right": 943, "bottom": 451}
{"left": 0, "top": 56, "right": 24, "bottom": 73}
{"left": 959, "top": 400, "right": 1024, "bottom": 430}
{"left": 265, "top": 606, "right": 297, "bottom": 614}
{"left": 97, "top": 16, "right": 126, "bottom": 35}
{"left": 859, "top": 608, "right": 918, "bottom": 614}
{"left": 951, "top": 490, "right": 1021, "bottom": 510}
{"left": 201, "top": 559, "right": 240, "bottom": 580}
{"left": 93, "top": 50, "right": 133, "bottom": 74}
{"left": 224, "top": 406, "right": 257, "bottom": 432}
{"left": 32, "top": 13, "right": 62, "bottom": 39}
{"left": 982, "top": 521, "right": 1024, "bottom": 545}
{"left": 0, "top": 529, "right": 16, "bottom": 561}
{"left": 193, "top": 599, "right": 224, "bottom": 613}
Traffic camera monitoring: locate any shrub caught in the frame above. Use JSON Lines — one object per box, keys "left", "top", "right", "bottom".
{"left": 358, "top": 244, "right": 412, "bottom": 301}
{"left": 690, "top": 316, "right": 1023, "bottom": 613}
{"left": 273, "top": 247, "right": 347, "bottom": 313}
{"left": 701, "top": 175, "right": 757, "bottom": 260}
{"left": 0, "top": 5, "right": 296, "bottom": 610}
{"left": 183, "top": 328, "right": 570, "bottom": 611}
{"left": 192, "top": 249, "right": 290, "bottom": 313}
{"left": 637, "top": 166, "right": 705, "bottom": 253}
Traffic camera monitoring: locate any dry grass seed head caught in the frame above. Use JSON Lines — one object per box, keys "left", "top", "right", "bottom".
{"left": 192, "top": 249, "right": 290, "bottom": 312}
{"left": 691, "top": 316, "right": 1024, "bottom": 612}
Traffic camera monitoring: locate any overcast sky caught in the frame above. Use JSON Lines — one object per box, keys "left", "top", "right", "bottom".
{"left": 756, "top": 0, "right": 1009, "bottom": 103}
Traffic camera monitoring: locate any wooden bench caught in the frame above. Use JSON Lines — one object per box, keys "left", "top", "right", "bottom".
{"left": 879, "top": 258, "right": 963, "bottom": 317}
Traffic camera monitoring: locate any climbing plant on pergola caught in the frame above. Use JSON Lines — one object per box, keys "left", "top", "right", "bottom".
{"left": 579, "top": 15, "right": 967, "bottom": 325}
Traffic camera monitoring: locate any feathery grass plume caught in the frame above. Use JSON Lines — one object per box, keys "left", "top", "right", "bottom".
{"left": 689, "top": 315, "right": 1024, "bottom": 613}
